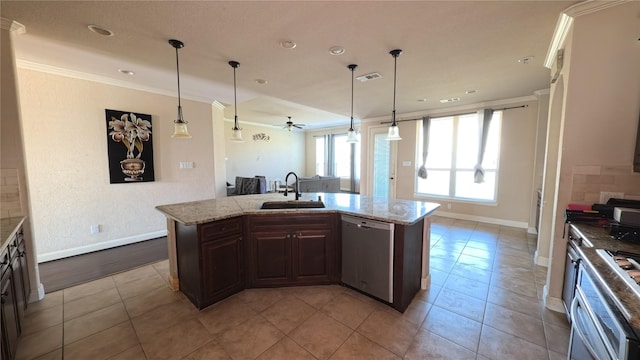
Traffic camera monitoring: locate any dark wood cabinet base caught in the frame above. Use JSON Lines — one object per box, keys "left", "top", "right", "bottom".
{"left": 175, "top": 213, "right": 424, "bottom": 313}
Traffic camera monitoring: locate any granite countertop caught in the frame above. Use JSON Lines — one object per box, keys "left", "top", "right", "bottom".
{"left": 156, "top": 192, "right": 440, "bottom": 226}
{"left": 1, "top": 216, "right": 26, "bottom": 253}
{"left": 570, "top": 222, "right": 640, "bottom": 333}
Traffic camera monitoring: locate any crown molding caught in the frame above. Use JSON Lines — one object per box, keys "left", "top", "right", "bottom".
{"left": 15, "top": 59, "right": 214, "bottom": 104}
{"left": 534, "top": 89, "right": 551, "bottom": 96}
{"left": 544, "top": 0, "right": 629, "bottom": 69}
{"left": 0, "top": 18, "right": 26, "bottom": 34}
{"left": 212, "top": 100, "right": 226, "bottom": 110}
{"left": 361, "top": 94, "right": 538, "bottom": 124}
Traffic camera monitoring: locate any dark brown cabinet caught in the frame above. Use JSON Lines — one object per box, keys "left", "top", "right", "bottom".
{"left": 2, "top": 251, "right": 20, "bottom": 360}
{"left": 247, "top": 213, "right": 338, "bottom": 288}
{"left": 176, "top": 217, "right": 244, "bottom": 310}
{"left": 1, "top": 224, "right": 29, "bottom": 360}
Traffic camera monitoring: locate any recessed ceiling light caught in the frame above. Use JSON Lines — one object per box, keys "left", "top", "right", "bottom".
{"left": 87, "top": 24, "right": 114, "bottom": 36}
{"left": 118, "top": 69, "right": 135, "bottom": 75}
{"left": 280, "top": 40, "right": 297, "bottom": 49}
{"left": 328, "top": 46, "right": 345, "bottom": 56}
{"left": 465, "top": 89, "right": 477, "bottom": 94}
{"left": 416, "top": 98, "right": 427, "bottom": 102}
{"left": 518, "top": 56, "right": 534, "bottom": 64}
{"left": 255, "top": 79, "right": 268, "bottom": 85}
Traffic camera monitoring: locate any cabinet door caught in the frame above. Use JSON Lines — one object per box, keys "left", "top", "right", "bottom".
{"left": 10, "top": 256, "right": 25, "bottom": 328}
{"left": 201, "top": 234, "right": 244, "bottom": 306}
{"left": 1, "top": 268, "right": 19, "bottom": 360}
{"left": 292, "top": 229, "right": 332, "bottom": 283}
{"left": 17, "top": 240, "right": 30, "bottom": 309}
{"left": 251, "top": 231, "right": 291, "bottom": 286}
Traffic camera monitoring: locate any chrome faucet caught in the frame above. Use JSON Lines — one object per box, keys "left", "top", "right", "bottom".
{"left": 284, "top": 171, "right": 301, "bottom": 200}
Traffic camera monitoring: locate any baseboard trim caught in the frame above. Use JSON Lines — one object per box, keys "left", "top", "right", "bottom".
{"left": 434, "top": 211, "right": 529, "bottom": 229}
{"left": 421, "top": 274, "right": 431, "bottom": 290}
{"left": 535, "top": 250, "right": 550, "bottom": 267}
{"left": 37, "top": 230, "right": 168, "bottom": 263}
{"left": 29, "top": 282, "right": 45, "bottom": 303}
{"left": 543, "top": 284, "right": 565, "bottom": 313}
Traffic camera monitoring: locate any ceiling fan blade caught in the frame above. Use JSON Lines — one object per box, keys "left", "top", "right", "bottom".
{"left": 293, "top": 125, "right": 304, "bottom": 129}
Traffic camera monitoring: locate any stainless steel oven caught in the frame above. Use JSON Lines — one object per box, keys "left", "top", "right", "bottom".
{"left": 569, "top": 267, "right": 640, "bottom": 360}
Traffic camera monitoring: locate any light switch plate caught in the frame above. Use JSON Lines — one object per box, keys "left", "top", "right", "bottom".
{"left": 402, "top": 161, "right": 412, "bottom": 167}
{"left": 179, "top": 162, "right": 194, "bottom": 169}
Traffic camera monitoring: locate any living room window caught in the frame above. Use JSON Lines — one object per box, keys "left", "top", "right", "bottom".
{"left": 314, "top": 133, "right": 360, "bottom": 192}
{"left": 415, "top": 111, "right": 502, "bottom": 202}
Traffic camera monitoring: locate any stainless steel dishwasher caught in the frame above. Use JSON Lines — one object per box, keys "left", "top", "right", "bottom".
{"left": 341, "top": 215, "right": 394, "bottom": 302}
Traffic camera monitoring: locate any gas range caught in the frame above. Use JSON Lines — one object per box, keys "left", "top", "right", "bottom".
{"left": 597, "top": 249, "right": 640, "bottom": 299}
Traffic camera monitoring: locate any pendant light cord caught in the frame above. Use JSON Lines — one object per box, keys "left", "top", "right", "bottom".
{"left": 233, "top": 65, "right": 238, "bottom": 127}
{"left": 389, "top": 49, "right": 402, "bottom": 128}
{"left": 392, "top": 52, "right": 397, "bottom": 127}
{"left": 229, "top": 61, "right": 241, "bottom": 130}
{"left": 348, "top": 64, "right": 357, "bottom": 131}
{"left": 175, "top": 46, "right": 182, "bottom": 110}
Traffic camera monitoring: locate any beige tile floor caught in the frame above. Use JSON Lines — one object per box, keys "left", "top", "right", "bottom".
{"left": 16, "top": 217, "right": 570, "bottom": 360}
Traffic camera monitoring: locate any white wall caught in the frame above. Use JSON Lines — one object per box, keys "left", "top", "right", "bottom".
{"left": 224, "top": 121, "right": 305, "bottom": 187}
{"left": 17, "top": 68, "right": 218, "bottom": 261}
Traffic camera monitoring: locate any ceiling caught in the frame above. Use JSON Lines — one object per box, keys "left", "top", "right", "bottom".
{"left": 1, "top": 1, "right": 576, "bottom": 130}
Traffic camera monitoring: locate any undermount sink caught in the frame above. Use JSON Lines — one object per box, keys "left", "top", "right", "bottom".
{"left": 260, "top": 200, "right": 326, "bottom": 209}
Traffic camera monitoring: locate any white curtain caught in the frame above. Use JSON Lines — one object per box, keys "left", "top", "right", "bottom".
{"left": 418, "top": 116, "right": 431, "bottom": 179}
{"left": 474, "top": 109, "right": 494, "bottom": 183}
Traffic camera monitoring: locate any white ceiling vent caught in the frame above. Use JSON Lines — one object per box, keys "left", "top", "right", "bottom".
{"left": 356, "top": 72, "right": 382, "bottom": 82}
{"left": 439, "top": 97, "right": 461, "bottom": 103}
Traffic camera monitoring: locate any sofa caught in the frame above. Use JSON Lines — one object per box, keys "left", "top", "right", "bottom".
{"left": 227, "top": 176, "right": 267, "bottom": 196}
{"left": 298, "top": 176, "right": 340, "bottom": 193}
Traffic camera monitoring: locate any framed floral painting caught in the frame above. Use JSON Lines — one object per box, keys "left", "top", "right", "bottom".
{"left": 106, "top": 109, "right": 155, "bottom": 183}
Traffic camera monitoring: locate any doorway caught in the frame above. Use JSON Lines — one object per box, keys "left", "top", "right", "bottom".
{"left": 369, "top": 127, "right": 397, "bottom": 198}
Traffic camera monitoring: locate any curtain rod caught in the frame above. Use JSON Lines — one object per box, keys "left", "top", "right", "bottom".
{"left": 379, "top": 104, "right": 528, "bottom": 124}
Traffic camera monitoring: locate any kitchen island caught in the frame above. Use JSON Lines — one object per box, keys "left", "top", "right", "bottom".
{"left": 156, "top": 192, "right": 440, "bottom": 312}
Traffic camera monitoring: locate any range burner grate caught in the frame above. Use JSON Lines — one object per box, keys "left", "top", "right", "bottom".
{"left": 597, "top": 249, "right": 640, "bottom": 299}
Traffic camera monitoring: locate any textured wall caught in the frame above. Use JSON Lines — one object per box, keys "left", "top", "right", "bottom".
{"left": 224, "top": 122, "right": 305, "bottom": 188}
{"left": 17, "top": 69, "right": 217, "bottom": 261}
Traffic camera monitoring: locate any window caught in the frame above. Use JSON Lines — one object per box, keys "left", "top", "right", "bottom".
{"left": 314, "top": 133, "right": 360, "bottom": 192}
{"left": 332, "top": 134, "right": 351, "bottom": 177}
{"left": 416, "top": 111, "right": 501, "bottom": 202}
{"left": 315, "top": 136, "right": 326, "bottom": 176}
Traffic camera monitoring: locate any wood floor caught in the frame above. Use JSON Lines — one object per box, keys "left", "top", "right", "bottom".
{"left": 38, "top": 237, "right": 168, "bottom": 293}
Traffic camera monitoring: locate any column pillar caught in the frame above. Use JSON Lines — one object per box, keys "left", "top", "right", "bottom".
{"left": 1, "top": 17, "right": 45, "bottom": 301}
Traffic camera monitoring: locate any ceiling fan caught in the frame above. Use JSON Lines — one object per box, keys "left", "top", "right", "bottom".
{"left": 277, "top": 116, "right": 306, "bottom": 132}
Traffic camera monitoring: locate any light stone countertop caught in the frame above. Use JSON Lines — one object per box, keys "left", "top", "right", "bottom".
{"left": 156, "top": 192, "right": 440, "bottom": 226}
{"left": 1, "top": 216, "right": 26, "bottom": 253}
{"left": 570, "top": 223, "right": 640, "bottom": 334}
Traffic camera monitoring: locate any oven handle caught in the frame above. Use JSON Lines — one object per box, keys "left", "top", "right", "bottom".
{"left": 571, "top": 297, "right": 606, "bottom": 359}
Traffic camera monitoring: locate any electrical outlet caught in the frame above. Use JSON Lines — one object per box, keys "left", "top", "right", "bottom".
{"left": 90, "top": 224, "right": 100, "bottom": 234}
{"left": 447, "top": 203, "right": 452, "bottom": 209}
{"left": 600, "top": 191, "right": 624, "bottom": 204}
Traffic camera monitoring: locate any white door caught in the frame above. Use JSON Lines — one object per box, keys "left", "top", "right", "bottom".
{"left": 370, "top": 127, "right": 397, "bottom": 198}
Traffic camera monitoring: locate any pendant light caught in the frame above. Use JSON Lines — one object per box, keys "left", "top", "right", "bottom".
{"left": 346, "top": 64, "right": 358, "bottom": 143}
{"left": 386, "top": 49, "right": 403, "bottom": 141}
{"left": 169, "top": 39, "right": 191, "bottom": 138}
{"left": 229, "top": 60, "right": 244, "bottom": 142}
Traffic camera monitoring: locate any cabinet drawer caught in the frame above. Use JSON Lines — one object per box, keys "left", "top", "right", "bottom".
{"left": 199, "top": 217, "right": 242, "bottom": 241}
{"left": 250, "top": 213, "right": 335, "bottom": 231}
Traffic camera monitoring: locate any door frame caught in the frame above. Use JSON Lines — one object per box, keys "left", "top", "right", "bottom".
{"left": 368, "top": 125, "right": 398, "bottom": 199}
